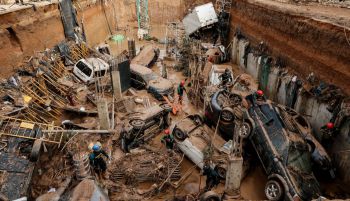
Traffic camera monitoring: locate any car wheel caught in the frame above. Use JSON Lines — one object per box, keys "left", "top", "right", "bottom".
{"left": 215, "top": 166, "right": 227, "bottom": 180}
{"left": 200, "top": 191, "right": 221, "bottom": 201}
{"left": 160, "top": 103, "right": 172, "bottom": 113}
{"left": 130, "top": 119, "right": 145, "bottom": 130}
{"left": 173, "top": 128, "right": 186, "bottom": 141}
{"left": 265, "top": 180, "right": 283, "bottom": 201}
{"left": 221, "top": 107, "right": 235, "bottom": 122}
{"left": 30, "top": 139, "right": 42, "bottom": 162}
{"left": 239, "top": 122, "right": 252, "bottom": 138}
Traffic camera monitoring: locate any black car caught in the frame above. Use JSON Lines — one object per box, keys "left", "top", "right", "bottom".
{"left": 121, "top": 104, "right": 172, "bottom": 152}
{"left": 130, "top": 64, "right": 174, "bottom": 100}
{"left": 246, "top": 100, "right": 322, "bottom": 201}
{"left": 204, "top": 90, "right": 248, "bottom": 141}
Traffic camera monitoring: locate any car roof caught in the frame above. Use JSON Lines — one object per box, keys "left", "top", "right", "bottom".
{"left": 80, "top": 58, "right": 109, "bottom": 71}
{"left": 130, "top": 63, "right": 153, "bottom": 75}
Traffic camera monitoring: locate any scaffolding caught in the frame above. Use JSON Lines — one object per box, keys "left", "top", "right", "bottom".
{"left": 136, "top": 0, "right": 150, "bottom": 39}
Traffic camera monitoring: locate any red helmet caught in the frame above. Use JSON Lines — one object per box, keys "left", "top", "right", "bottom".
{"left": 326, "top": 122, "right": 334, "bottom": 129}
{"left": 164, "top": 129, "right": 170, "bottom": 134}
{"left": 257, "top": 90, "right": 264, "bottom": 96}
{"left": 181, "top": 80, "right": 185, "bottom": 86}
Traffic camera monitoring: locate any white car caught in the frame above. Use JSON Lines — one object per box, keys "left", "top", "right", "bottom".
{"left": 73, "top": 58, "right": 110, "bottom": 84}
{"left": 170, "top": 114, "right": 233, "bottom": 179}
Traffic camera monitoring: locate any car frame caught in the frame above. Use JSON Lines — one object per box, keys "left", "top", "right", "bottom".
{"left": 73, "top": 58, "right": 110, "bottom": 84}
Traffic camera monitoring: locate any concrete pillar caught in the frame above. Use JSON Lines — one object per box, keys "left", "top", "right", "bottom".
{"left": 224, "top": 155, "right": 243, "bottom": 199}
{"left": 128, "top": 38, "right": 136, "bottom": 59}
{"left": 97, "top": 98, "right": 110, "bottom": 130}
{"left": 110, "top": 59, "right": 122, "bottom": 100}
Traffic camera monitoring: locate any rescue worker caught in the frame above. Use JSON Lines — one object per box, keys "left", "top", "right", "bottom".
{"left": 161, "top": 129, "right": 175, "bottom": 150}
{"left": 89, "top": 143, "right": 109, "bottom": 175}
{"left": 219, "top": 68, "right": 232, "bottom": 86}
{"left": 177, "top": 80, "right": 187, "bottom": 105}
{"left": 202, "top": 164, "right": 221, "bottom": 192}
{"left": 321, "top": 122, "right": 337, "bottom": 146}
{"left": 246, "top": 90, "right": 266, "bottom": 107}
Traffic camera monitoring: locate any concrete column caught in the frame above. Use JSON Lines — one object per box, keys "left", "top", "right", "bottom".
{"left": 224, "top": 155, "right": 243, "bottom": 199}
{"left": 97, "top": 98, "right": 110, "bottom": 130}
{"left": 128, "top": 38, "right": 136, "bottom": 59}
{"left": 109, "top": 59, "right": 122, "bottom": 100}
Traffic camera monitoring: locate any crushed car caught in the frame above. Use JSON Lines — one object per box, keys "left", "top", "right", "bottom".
{"left": 130, "top": 64, "right": 174, "bottom": 100}
{"left": 73, "top": 57, "right": 110, "bottom": 84}
{"left": 121, "top": 104, "right": 172, "bottom": 152}
{"left": 170, "top": 114, "right": 250, "bottom": 179}
{"left": 131, "top": 45, "right": 160, "bottom": 67}
{"left": 204, "top": 89, "right": 251, "bottom": 141}
{"left": 244, "top": 97, "right": 330, "bottom": 201}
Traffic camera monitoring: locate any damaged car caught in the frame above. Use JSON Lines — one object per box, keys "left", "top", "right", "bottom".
{"left": 131, "top": 45, "right": 160, "bottom": 67}
{"left": 204, "top": 89, "right": 251, "bottom": 141}
{"left": 130, "top": 64, "right": 174, "bottom": 100}
{"left": 121, "top": 104, "right": 172, "bottom": 152}
{"left": 73, "top": 57, "right": 110, "bottom": 84}
{"left": 171, "top": 114, "right": 249, "bottom": 179}
{"left": 245, "top": 99, "right": 327, "bottom": 201}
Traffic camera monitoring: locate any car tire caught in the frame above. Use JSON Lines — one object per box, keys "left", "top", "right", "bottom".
{"left": 239, "top": 122, "right": 252, "bottom": 138}
{"left": 160, "top": 103, "right": 172, "bottom": 113}
{"left": 30, "top": 139, "right": 42, "bottom": 162}
{"left": 265, "top": 180, "right": 284, "bottom": 201}
{"left": 215, "top": 166, "right": 227, "bottom": 180}
{"left": 221, "top": 107, "right": 235, "bottom": 122}
{"left": 173, "top": 128, "right": 186, "bottom": 141}
{"left": 200, "top": 191, "right": 221, "bottom": 201}
{"left": 130, "top": 119, "right": 145, "bottom": 130}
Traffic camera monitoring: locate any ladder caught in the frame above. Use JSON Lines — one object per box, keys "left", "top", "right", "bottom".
{"left": 0, "top": 116, "right": 65, "bottom": 145}
{"left": 136, "top": 0, "right": 150, "bottom": 39}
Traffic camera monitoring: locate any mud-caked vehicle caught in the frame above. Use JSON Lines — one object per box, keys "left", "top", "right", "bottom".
{"left": 121, "top": 104, "right": 172, "bottom": 152}
{"left": 244, "top": 97, "right": 334, "bottom": 201}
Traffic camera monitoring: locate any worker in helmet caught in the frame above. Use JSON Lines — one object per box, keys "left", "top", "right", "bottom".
{"left": 161, "top": 129, "right": 175, "bottom": 150}
{"left": 321, "top": 122, "right": 337, "bottom": 146}
{"left": 89, "top": 143, "right": 109, "bottom": 175}
{"left": 202, "top": 164, "right": 221, "bottom": 192}
{"left": 177, "top": 80, "right": 187, "bottom": 105}
{"left": 246, "top": 90, "right": 266, "bottom": 107}
{"left": 219, "top": 68, "right": 232, "bottom": 87}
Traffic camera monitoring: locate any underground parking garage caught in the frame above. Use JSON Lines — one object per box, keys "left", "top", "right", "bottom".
{"left": 0, "top": 0, "right": 350, "bottom": 200}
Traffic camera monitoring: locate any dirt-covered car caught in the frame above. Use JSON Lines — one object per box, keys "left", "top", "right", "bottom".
{"left": 246, "top": 100, "right": 323, "bottom": 201}
{"left": 204, "top": 89, "right": 252, "bottom": 141}
{"left": 131, "top": 45, "right": 160, "bottom": 67}
{"left": 121, "top": 104, "right": 172, "bottom": 152}
{"left": 130, "top": 64, "right": 174, "bottom": 100}
{"left": 171, "top": 114, "right": 238, "bottom": 179}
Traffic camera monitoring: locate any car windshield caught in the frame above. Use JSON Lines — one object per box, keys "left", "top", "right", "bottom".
{"left": 287, "top": 142, "right": 312, "bottom": 174}
{"left": 76, "top": 61, "right": 92, "bottom": 77}
{"left": 143, "top": 72, "right": 159, "bottom": 82}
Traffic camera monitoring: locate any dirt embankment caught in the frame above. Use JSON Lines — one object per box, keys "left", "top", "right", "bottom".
{"left": 230, "top": 0, "right": 350, "bottom": 95}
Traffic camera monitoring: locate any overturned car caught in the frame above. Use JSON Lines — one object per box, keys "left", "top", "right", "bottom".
{"left": 170, "top": 114, "right": 249, "bottom": 179}
{"left": 130, "top": 64, "right": 174, "bottom": 100}
{"left": 121, "top": 104, "right": 172, "bottom": 152}
{"left": 245, "top": 98, "right": 333, "bottom": 201}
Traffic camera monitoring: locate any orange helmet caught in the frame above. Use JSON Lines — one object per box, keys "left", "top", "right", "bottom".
{"left": 326, "top": 122, "right": 334, "bottom": 129}
{"left": 164, "top": 129, "right": 170, "bottom": 134}
{"left": 257, "top": 90, "right": 264, "bottom": 96}
{"left": 181, "top": 80, "right": 185, "bottom": 86}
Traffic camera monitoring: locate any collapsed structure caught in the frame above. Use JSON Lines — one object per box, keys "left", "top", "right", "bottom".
{"left": 0, "top": 0, "right": 350, "bottom": 200}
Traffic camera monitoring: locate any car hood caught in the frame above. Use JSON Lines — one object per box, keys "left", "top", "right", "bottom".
{"left": 148, "top": 77, "right": 173, "bottom": 91}
{"left": 287, "top": 167, "right": 321, "bottom": 200}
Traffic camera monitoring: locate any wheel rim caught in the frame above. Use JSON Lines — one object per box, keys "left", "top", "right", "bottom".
{"left": 239, "top": 122, "right": 251, "bottom": 138}
{"left": 131, "top": 119, "right": 144, "bottom": 127}
{"left": 266, "top": 183, "right": 279, "bottom": 199}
